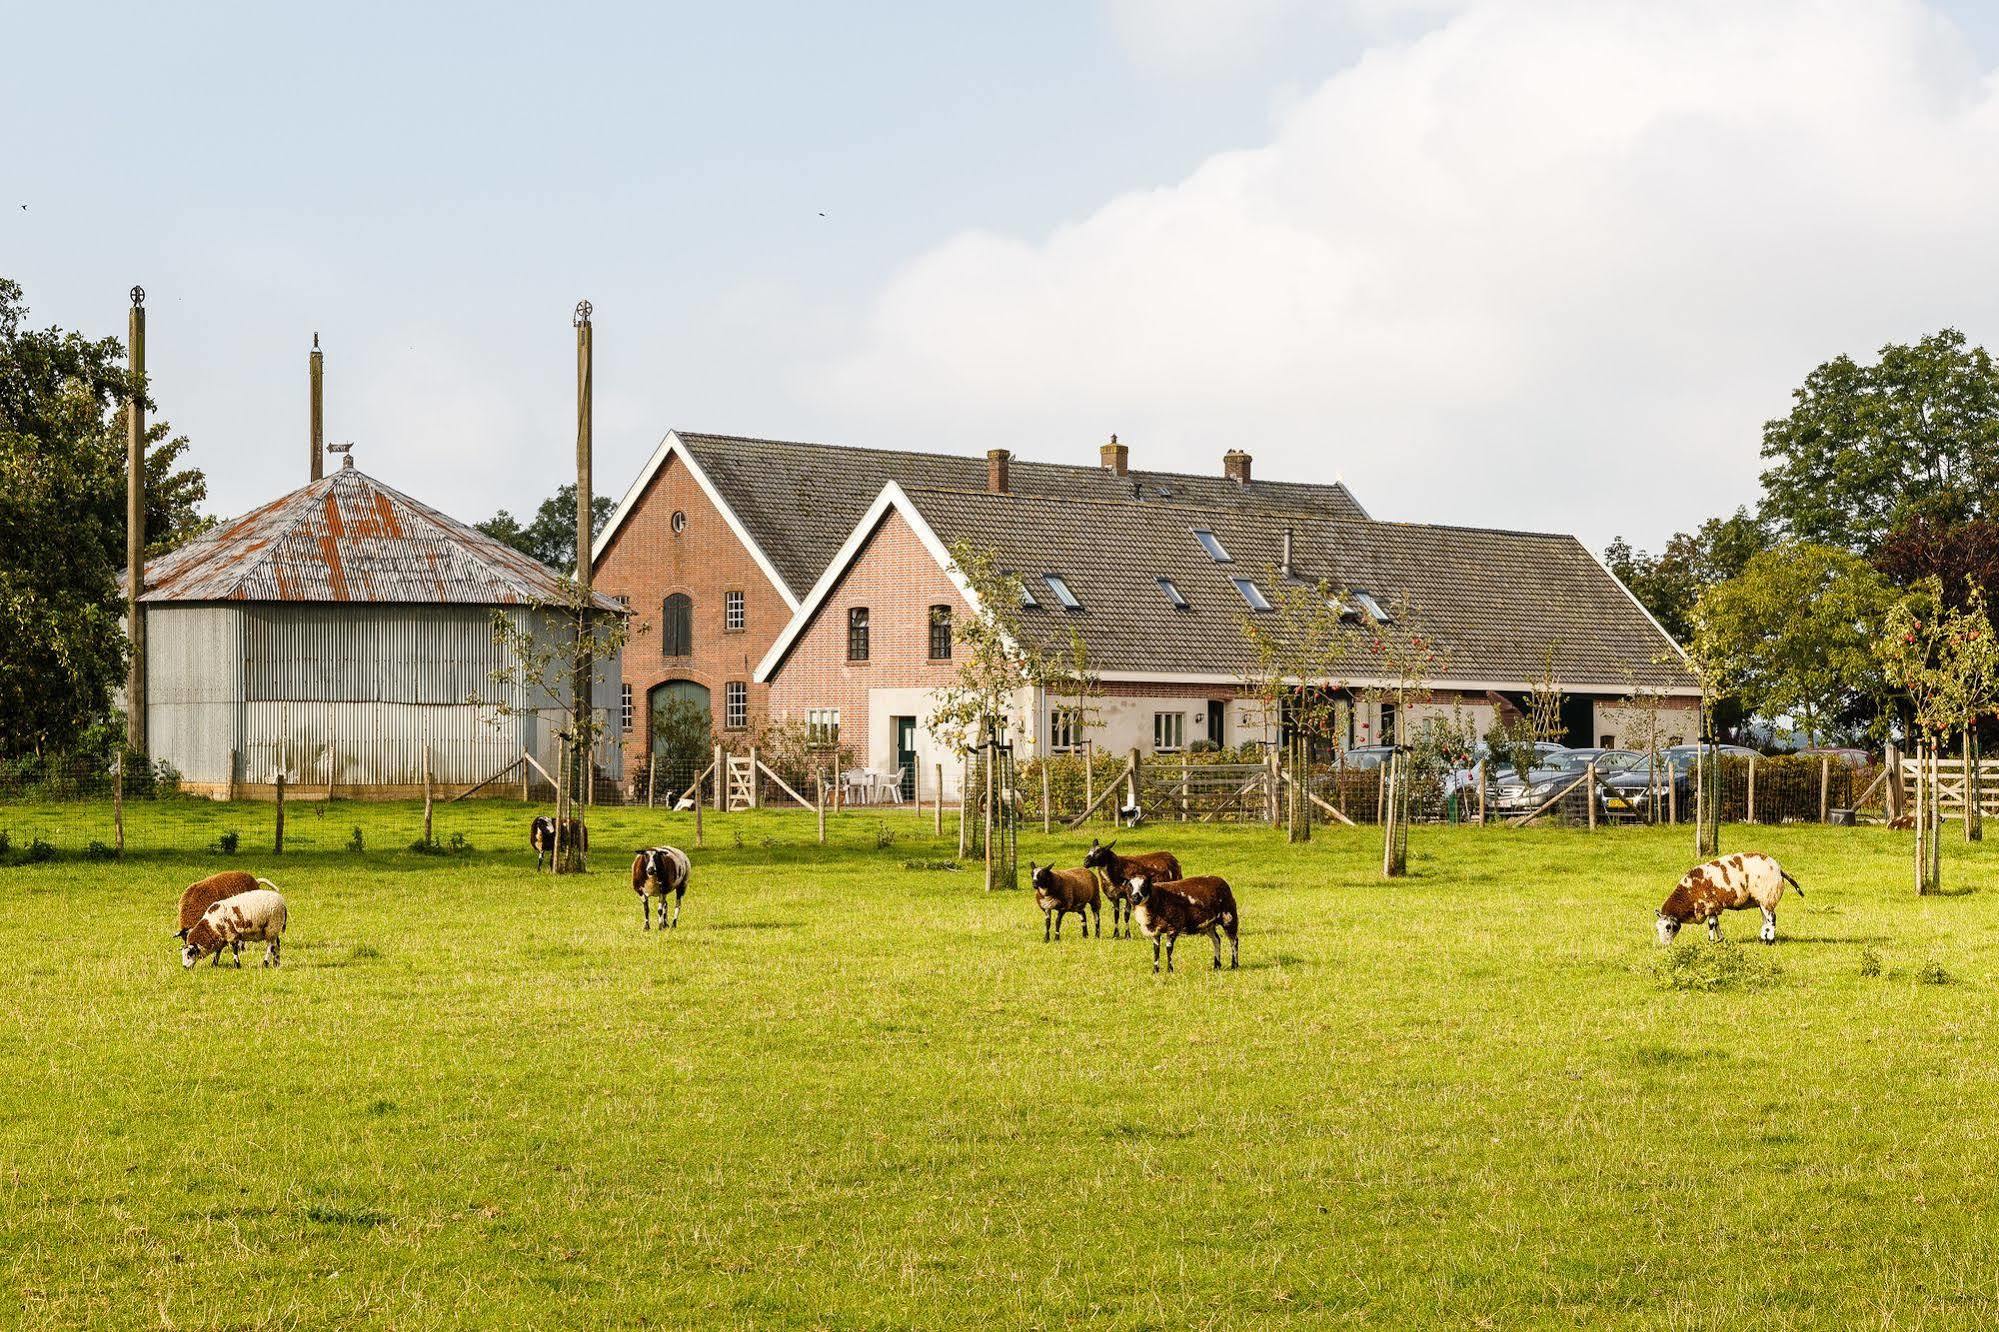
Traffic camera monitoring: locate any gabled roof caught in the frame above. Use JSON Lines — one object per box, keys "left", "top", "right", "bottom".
{"left": 758, "top": 482, "right": 1695, "bottom": 694}
{"left": 139, "top": 463, "right": 623, "bottom": 610}
{"left": 594, "top": 429, "right": 1372, "bottom": 603}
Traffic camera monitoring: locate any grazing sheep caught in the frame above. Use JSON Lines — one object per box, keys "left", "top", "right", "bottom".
{"left": 1128, "top": 875, "right": 1239, "bottom": 973}
{"left": 1028, "top": 862, "right": 1101, "bottom": 941}
{"left": 1656, "top": 852, "right": 1803, "bottom": 946}
{"left": 530, "top": 815, "right": 588, "bottom": 871}
{"left": 632, "top": 846, "right": 691, "bottom": 930}
{"left": 182, "top": 887, "right": 289, "bottom": 969}
{"left": 1888, "top": 812, "right": 1916, "bottom": 830}
{"left": 175, "top": 871, "right": 265, "bottom": 963}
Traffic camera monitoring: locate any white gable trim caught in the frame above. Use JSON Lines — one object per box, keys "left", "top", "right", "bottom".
{"left": 753, "top": 482, "right": 979, "bottom": 683}
{"left": 591, "top": 430, "right": 800, "bottom": 610}
{"left": 1584, "top": 541, "right": 1689, "bottom": 664}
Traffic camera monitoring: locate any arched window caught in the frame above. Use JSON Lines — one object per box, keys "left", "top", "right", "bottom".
{"left": 662, "top": 594, "right": 692, "bottom": 657}
{"left": 928, "top": 604, "right": 952, "bottom": 660}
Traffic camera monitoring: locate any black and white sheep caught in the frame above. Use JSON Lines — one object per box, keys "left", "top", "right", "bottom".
{"left": 530, "top": 815, "right": 588, "bottom": 871}
{"left": 1656, "top": 852, "right": 1802, "bottom": 945}
{"left": 1028, "top": 862, "right": 1101, "bottom": 941}
{"left": 182, "top": 887, "right": 289, "bottom": 969}
{"left": 632, "top": 846, "right": 691, "bottom": 929}
{"left": 1128, "top": 875, "right": 1239, "bottom": 973}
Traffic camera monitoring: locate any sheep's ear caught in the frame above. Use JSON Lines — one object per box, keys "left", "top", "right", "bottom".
{"left": 1089, "top": 838, "right": 1100, "bottom": 850}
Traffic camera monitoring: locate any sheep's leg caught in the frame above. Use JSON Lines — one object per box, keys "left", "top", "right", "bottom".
{"left": 1044, "top": 909, "right": 1052, "bottom": 943}
{"left": 1165, "top": 934, "right": 1177, "bottom": 974}
{"left": 232, "top": 940, "right": 243, "bottom": 968}
{"left": 670, "top": 890, "right": 682, "bottom": 928}
{"left": 210, "top": 948, "right": 222, "bottom": 967}
{"left": 265, "top": 938, "right": 280, "bottom": 968}
{"left": 1152, "top": 936, "right": 1162, "bottom": 973}
{"left": 1229, "top": 922, "right": 1239, "bottom": 969}
{"left": 1706, "top": 916, "right": 1722, "bottom": 943}
{"left": 1212, "top": 929, "right": 1223, "bottom": 970}
{"left": 1760, "top": 906, "right": 1777, "bottom": 945}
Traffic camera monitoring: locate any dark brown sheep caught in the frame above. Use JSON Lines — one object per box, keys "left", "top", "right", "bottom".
{"left": 1082, "top": 839, "right": 1184, "bottom": 938}
{"left": 1129, "top": 874, "right": 1239, "bottom": 973}
{"left": 530, "top": 815, "right": 588, "bottom": 871}
{"left": 1029, "top": 862, "right": 1101, "bottom": 941}
{"left": 175, "top": 871, "right": 263, "bottom": 964}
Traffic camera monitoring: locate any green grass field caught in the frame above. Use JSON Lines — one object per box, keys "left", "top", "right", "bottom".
{"left": 5, "top": 800, "right": 1999, "bottom": 1329}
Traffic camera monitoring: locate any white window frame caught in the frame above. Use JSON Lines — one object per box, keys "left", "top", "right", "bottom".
{"left": 1042, "top": 573, "right": 1082, "bottom": 610}
{"left": 725, "top": 681, "right": 748, "bottom": 731}
{"left": 1153, "top": 711, "right": 1186, "bottom": 753}
{"left": 1050, "top": 707, "right": 1080, "bottom": 753}
{"left": 620, "top": 683, "right": 633, "bottom": 733}
{"left": 1193, "top": 529, "right": 1232, "bottom": 562}
{"left": 1352, "top": 589, "right": 1392, "bottom": 622}
{"left": 725, "top": 589, "right": 746, "bottom": 632}
{"left": 807, "top": 707, "right": 841, "bottom": 749}
{"left": 1232, "top": 577, "right": 1273, "bottom": 612}
{"left": 1157, "top": 576, "right": 1189, "bottom": 610}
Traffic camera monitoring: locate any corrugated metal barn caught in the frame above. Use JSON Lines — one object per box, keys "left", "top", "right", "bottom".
{"left": 136, "top": 458, "right": 624, "bottom": 798}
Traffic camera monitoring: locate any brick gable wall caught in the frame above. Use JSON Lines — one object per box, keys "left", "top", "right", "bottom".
{"left": 592, "top": 451, "right": 791, "bottom": 773}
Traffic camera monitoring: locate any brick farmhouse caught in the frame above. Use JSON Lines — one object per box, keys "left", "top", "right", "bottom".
{"left": 593, "top": 432, "right": 1696, "bottom": 795}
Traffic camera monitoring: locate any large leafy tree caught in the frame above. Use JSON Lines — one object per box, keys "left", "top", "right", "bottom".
{"left": 1872, "top": 515, "right": 1999, "bottom": 614}
{"left": 1759, "top": 329, "right": 1999, "bottom": 554}
{"left": 0, "top": 279, "right": 208, "bottom": 759}
{"left": 478, "top": 484, "right": 614, "bottom": 570}
{"left": 1693, "top": 543, "right": 1896, "bottom": 747}
{"left": 1605, "top": 508, "right": 1767, "bottom": 644}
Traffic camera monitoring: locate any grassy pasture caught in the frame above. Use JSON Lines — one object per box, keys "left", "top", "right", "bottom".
{"left": 5, "top": 800, "right": 1999, "bottom": 1329}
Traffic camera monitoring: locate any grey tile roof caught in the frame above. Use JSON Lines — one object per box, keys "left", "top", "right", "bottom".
{"left": 676, "top": 431, "right": 1371, "bottom": 600}
{"left": 895, "top": 487, "right": 1693, "bottom": 692}
{"left": 138, "top": 464, "right": 623, "bottom": 610}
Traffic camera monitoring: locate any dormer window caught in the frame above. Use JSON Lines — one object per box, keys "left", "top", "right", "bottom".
{"left": 1193, "top": 529, "right": 1231, "bottom": 562}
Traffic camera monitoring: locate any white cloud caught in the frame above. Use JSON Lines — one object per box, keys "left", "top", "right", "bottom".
{"left": 821, "top": 0, "right": 1999, "bottom": 552}
{"left": 1104, "top": 0, "right": 1312, "bottom": 76}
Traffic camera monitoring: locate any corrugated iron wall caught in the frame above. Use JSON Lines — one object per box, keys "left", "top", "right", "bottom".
{"left": 145, "top": 603, "right": 623, "bottom": 792}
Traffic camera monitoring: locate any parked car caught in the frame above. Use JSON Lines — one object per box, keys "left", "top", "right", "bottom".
{"left": 1341, "top": 745, "right": 1397, "bottom": 770}
{"left": 1797, "top": 746, "right": 1872, "bottom": 768}
{"left": 1599, "top": 745, "right": 1758, "bottom": 819}
{"left": 1490, "top": 749, "right": 1642, "bottom": 816}
{"left": 1481, "top": 741, "right": 1571, "bottom": 784}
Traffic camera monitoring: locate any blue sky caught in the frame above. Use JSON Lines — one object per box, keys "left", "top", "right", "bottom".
{"left": 9, "top": 1, "right": 1999, "bottom": 553}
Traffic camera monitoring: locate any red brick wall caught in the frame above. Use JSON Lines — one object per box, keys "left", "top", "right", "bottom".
{"left": 765, "top": 509, "right": 969, "bottom": 758}
{"left": 592, "top": 451, "right": 792, "bottom": 770}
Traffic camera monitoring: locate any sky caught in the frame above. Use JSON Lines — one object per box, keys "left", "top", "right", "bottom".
{"left": 9, "top": 0, "right": 1999, "bottom": 556}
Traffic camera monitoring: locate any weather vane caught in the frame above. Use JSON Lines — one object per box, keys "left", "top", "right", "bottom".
{"left": 574, "top": 299, "right": 592, "bottom": 327}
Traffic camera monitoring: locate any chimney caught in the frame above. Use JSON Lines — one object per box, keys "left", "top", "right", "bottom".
{"left": 309, "top": 333, "right": 324, "bottom": 482}
{"left": 125, "top": 285, "right": 148, "bottom": 757}
{"left": 1280, "top": 526, "right": 1294, "bottom": 579}
{"left": 1101, "top": 433, "right": 1128, "bottom": 476}
{"left": 987, "top": 447, "right": 1011, "bottom": 494}
{"left": 1223, "top": 449, "right": 1252, "bottom": 485}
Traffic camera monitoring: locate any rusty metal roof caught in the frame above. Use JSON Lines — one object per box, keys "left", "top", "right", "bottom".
{"left": 139, "top": 463, "right": 623, "bottom": 609}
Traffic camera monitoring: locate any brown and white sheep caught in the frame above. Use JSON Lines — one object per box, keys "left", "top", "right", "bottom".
{"left": 1656, "top": 852, "right": 1802, "bottom": 946}
{"left": 182, "top": 887, "right": 289, "bottom": 969}
{"left": 530, "top": 815, "right": 588, "bottom": 871}
{"left": 175, "top": 871, "right": 266, "bottom": 963}
{"left": 1029, "top": 862, "right": 1101, "bottom": 941}
{"left": 1082, "top": 839, "right": 1184, "bottom": 938}
{"left": 632, "top": 846, "right": 691, "bottom": 929}
{"left": 1128, "top": 875, "right": 1239, "bottom": 973}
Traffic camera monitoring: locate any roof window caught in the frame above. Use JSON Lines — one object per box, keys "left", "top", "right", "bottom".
{"left": 1157, "top": 577, "right": 1189, "bottom": 610}
{"left": 1232, "top": 578, "right": 1272, "bottom": 612}
{"left": 1043, "top": 574, "right": 1082, "bottom": 610}
{"left": 1193, "top": 529, "right": 1232, "bottom": 562}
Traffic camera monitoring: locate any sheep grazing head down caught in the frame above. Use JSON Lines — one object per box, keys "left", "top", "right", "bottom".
{"left": 1655, "top": 913, "right": 1682, "bottom": 947}
{"left": 182, "top": 917, "right": 224, "bottom": 968}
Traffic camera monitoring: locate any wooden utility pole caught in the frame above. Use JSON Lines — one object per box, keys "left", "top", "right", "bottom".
{"left": 125, "top": 287, "right": 148, "bottom": 758}
{"left": 1043, "top": 761, "right": 1053, "bottom": 834}
{"left": 274, "top": 771, "right": 286, "bottom": 854}
{"left": 572, "top": 300, "right": 595, "bottom": 820}
{"left": 1819, "top": 754, "right": 1831, "bottom": 824}
{"left": 816, "top": 771, "right": 827, "bottom": 844}
{"left": 309, "top": 333, "right": 324, "bottom": 482}
{"left": 1746, "top": 754, "right": 1757, "bottom": 824}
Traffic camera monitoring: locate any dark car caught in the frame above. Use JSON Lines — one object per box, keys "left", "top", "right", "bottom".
{"left": 1599, "top": 745, "right": 1758, "bottom": 820}
{"left": 1490, "top": 748, "right": 1642, "bottom": 816}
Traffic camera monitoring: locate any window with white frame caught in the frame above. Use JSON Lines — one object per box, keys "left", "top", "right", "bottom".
{"left": 620, "top": 683, "right": 633, "bottom": 733}
{"left": 1050, "top": 707, "right": 1080, "bottom": 752}
{"left": 1231, "top": 577, "right": 1273, "bottom": 612}
{"left": 1153, "top": 711, "right": 1186, "bottom": 752}
{"left": 725, "top": 681, "right": 748, "bottom": 730}
{"left": 1042, "top": 573, "right": 1082, "bottom": 610}
{"left": 725, "top": 590, "right": 745, "bottom": 632}
{"left": 1193, "top": 528, "right": 1232, "bottom": 562}
{"left": 807, "top": 707, "right": 841, "bottom": 748}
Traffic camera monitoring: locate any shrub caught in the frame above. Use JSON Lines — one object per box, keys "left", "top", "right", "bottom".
{"left": 874, "top": 820, "right": 898, "bottom": 850}
{"left": 22, "top": 838, "right": 56, "bottom": 864}
{"left": 348, "top": 827, "right": 365, "bottom": 853}
{"left": 1858, "top": 947, "right": 1883, "bottom": 978}
{"left": 0, "top": 831, "right": 11, "bottom": 859}
{"left": 1917, "top": 959, "right": 1953, "bottom": 986}
{"left": 902, "top": 858, "right": 959, "bottom": 871}
{"left": 83, "top": 840, "right": 117, "bottom": 861}
{"left": 448, "top": 832, "right": 472, "bottom": 855}
{"left": 1652, "top": 940, "right": 1775, "bottom": 992}
{"left": 214, "top": 831, "right": 240, "bottom": 856}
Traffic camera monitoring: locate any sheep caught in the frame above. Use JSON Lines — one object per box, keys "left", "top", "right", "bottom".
{"left": 1028, "top": 862, "right": 1101, "bottom": 941}
{"left": 1656, "top": 852, "right": 1803, "bottom": 946}
{"left": 175, "top": 871, "right": 265, "bottom": 964}
{"left": 182, "top": 887, "right": 289, "bottom": 969}
{"left": 632, "top": 846, "right": 691, "bottom": 930}
{"left": 530, "top": 815, "right": 588, "bottom": 871}
{"left": 1128, "top": 875, "right": 1240, "bottom": 973}
{"left": 1083, "top": 840, "right": 1189, "bottom": 938}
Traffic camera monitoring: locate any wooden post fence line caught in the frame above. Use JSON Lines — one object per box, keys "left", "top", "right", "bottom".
{"left": 1066, "top": 755, "right": 1140, "bottom": 828}
{"left": 113, "top": 754, "right": 124, "bottom": 857}
{"left": 451, "top": 755, "right": 524, "bottom": 803}
{"left": 935, "top": 762, "right": 944, "bottom": 836}
{"left": 754, "top": 757, "right": 815, "bottom": 812}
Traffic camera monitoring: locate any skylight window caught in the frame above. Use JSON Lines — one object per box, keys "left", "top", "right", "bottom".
{"left": 1232, "top": 578, "right": 1273, "bottom": 612}
{"left": 1157, "top": 576, "right": 1189, "bottom": 610}
{"left": 1352, "top": 590, "right": 1392, "bottom": 622}
{"left": 1016, "top": 575, "right": 1039, "bottom": 608}
{"left": 1193, "top": 529, "right": 1232, "bottom": 562}
{"left": 1043, "top": 574, "right": 1082, "bottom": 610}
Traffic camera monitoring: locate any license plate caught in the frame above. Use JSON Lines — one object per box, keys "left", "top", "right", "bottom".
{"left": 1607, "top": 797, "right": 1630, "bottom": 810}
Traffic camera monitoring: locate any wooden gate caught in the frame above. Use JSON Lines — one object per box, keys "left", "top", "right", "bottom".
{"left": 726, "top": 753, "right": 757, "bottom": 811}
{"left": 1140, "top": 761, "right": 1273, "bottom": 822}
{"left": 1899, "top": 758, "right": 1999, "bottom": 819}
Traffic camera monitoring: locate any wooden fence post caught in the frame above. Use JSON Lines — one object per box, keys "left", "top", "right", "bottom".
{"left": 327, "top": 743, "right": 336, "bottom": 802}
{"left": 748, "top": 746, "right": 760, "bottom": 809}
{"left": 647, "top": 753, "right": 657, "bottom": 808}
{"left": 935, "top": 762, "right": 944, "bottom": 836}
{"left": 1084, "top": 745, "right": 1095, "bottom": 827}
{"left": 816, "top": 771, "right": 826, "bottom": 845}
{"left": 694, "top": 771, "right": 704, "bottom": 847}
{"left": 1475, "top": 760, "right": 1486, "bottom": 826}
{"left": 1042, "top": 761, "right": 1052, "bottom": 834}
{"left": 274, "top": 770, "right": 286, "bottom": 855}
{"left": 422, "top": 743, "right": 434, "bottom": 846}
{"left": 227, "top": 748, "right": 238, "bottom": 804}
{"left": 1128, "top": 747, "right": 1142, "bottom": 820}
{"left": 713, "top": 744, "right": 724, "bottom": 812}
{"left": 1746, "top": 754, "right": 1757, "bottom": 824}
{"left": 1819, "top": 754, "right": 1831, "bottom": 824}
{"left": 113, "top": 753, "right": 125, "bottom": 857}
{"left": 957, "top": 755, "right": 970, "bottom": 859}
{"left": 521, "top": 748, "right": 530, "bottom": 803}
{"left": 983, "top": 748, "right": 996, "bottom": 890}
{"left": 1667, "top": 769, "right": 1677, "bottom": 825}
{"left": 1586, "top": 761, "right": 1597, "bottom": 831}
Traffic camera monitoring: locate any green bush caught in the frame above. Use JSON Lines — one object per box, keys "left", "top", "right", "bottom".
{"left": 22, "top": 839, "right": 56, "bottom": 864}
{"left": 1917, "top": 959, "right": 1954, "bottom": 986}
{"left": 214, "top": 831, "right": 240, "bottom": 856}
{"left": 82, "top": 840, "right": 116, "bottom": 861}
{"left": 1858, "top": 947, "right": 1883, "bottom": 978}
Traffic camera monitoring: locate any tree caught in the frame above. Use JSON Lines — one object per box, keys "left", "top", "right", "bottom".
{"left": 1872, "top": 515, "right": 1999, "bottom": 612}
{"left": 1605, "top": 508, "right": 1767, "bottom": 645}
{"left": 478, "top": 484, "right": 614, "bottom": 570}
{"left": 1693, "top": 543, "right": 1895, "bottom": 749}
{"left": 1044, "top": 624, "right": 1103, "bottom": 760}
{"left": 0, "top": 278, "right": 209, "bottom": 759}
{"left": 1760, "top": 329, "right": 1999, "bottom": 554}
{"left": 1238, "top": 574, "right": 1356, "bottom": 842}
